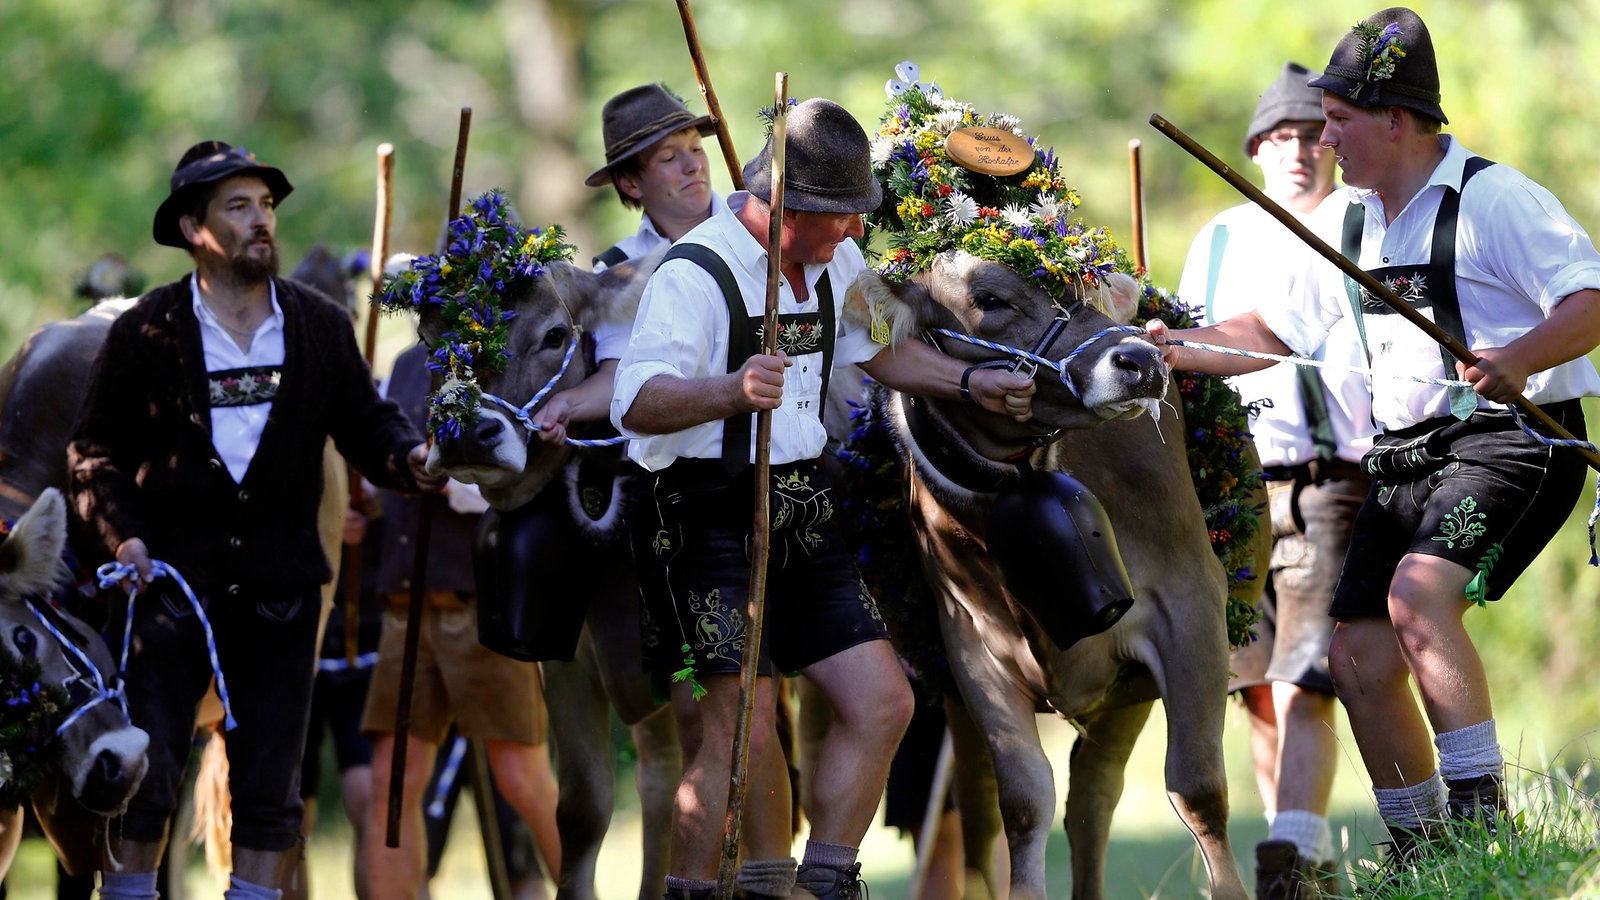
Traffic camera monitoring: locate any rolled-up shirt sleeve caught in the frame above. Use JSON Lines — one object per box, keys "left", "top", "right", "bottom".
{"left": 610, "top": 259, "right": 728, "bottom": 438}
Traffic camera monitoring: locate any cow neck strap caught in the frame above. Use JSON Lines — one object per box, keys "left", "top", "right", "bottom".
{"left": 900, "top": 391, "right": 1028, "bottom": 494}
{"left": 661, "top": 242, "right": 835, "bottom": 476}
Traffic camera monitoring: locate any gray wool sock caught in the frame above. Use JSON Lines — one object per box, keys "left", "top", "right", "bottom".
{"left": 1374, "top": 770, "right": 1446, "bottom": 831}
{"left": 1435, "top": 719, "right": 1504, "bottom": 782}
{"left": 735, "top": 857, "right": 798, "bottom": 898}
{"left": 1268, "top": 808, "right": 1333, "bottom": 864}
{"left": 800, "top": 838, "right": 859, "bottom": 870}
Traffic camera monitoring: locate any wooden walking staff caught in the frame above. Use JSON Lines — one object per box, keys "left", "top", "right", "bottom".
{"left": 386, "top": 107, "right": 472, "bottom": 849}
{"left": 675, "top": 0, "right": 745, "bottom": 190}
{"left": 1127, "top": 138, "right": 1148, "bottom": 272}
{"left": 342, "top": 142, "right": 395, "bottom": 667}
{"left": 714, "top": 72, "right": 786, "bottom": 900}
{"left": 1149, "top": 113, "right": 1600, "bottom": 473}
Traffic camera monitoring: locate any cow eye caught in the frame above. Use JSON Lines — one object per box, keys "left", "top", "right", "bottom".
{"left": 973, "top": 290, "right": 1006, "bottom": 312}
{"left": 541, "top": 326, "right": 569, "bottom": 351}
{"left": 11, "top": 626, "right": 37, "bottom": 659}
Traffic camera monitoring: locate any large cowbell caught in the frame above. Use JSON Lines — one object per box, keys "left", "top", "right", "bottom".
{"left": 987, "top": 471, "right": 1135, "bottom": 650}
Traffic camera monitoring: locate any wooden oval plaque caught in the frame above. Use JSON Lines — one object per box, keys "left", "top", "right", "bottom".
{"left": 944, "top": 127, "right": 1034, "bottom": 176}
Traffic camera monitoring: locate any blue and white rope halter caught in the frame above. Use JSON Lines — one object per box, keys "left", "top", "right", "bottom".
{"left": 96, "top": 560, "right": 238, "bottom": 730}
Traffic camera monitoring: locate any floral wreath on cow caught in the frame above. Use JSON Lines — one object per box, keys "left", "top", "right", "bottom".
{"left": 378, "top": 189, "right": 576, "bottom": 443}
{"left": 0, "top": 519, "right": 71, "bottom": 808}
{"left": 837, "top": 64, "right": 1262, "bottom": 688}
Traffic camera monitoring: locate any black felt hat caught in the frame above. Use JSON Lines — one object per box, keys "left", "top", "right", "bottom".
{"left": 152, "top": 141, "right": 293, "bottom": 249}
{"left": 1308, "top": 7, "right": 1447, "bottom": 124}
{"left": 584, "top": 84, "right": 715, "bottom": 187}
{"left": 1244, "top": 62, "right": 1327, "bottom": 156}
{"left": 742, "top": 98, "right": 882, "bottom": 215}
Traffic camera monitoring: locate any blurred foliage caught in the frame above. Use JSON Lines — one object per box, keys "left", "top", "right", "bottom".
{"left": 4, "top": 0, "right": 1600, "bottom": 741}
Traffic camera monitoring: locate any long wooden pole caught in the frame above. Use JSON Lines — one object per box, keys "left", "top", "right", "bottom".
{"left": 1149, "top": 113, "right": 1600, "bottom": 472}
{"left": 1127, "top": 138, "right": 1147, "bottom": 273}
{"left": 675, "top": 0, "right": 745, "bottom": 190}
{"left": 715, "top": 72, "right": 786, "bottom": 900}
{"left": 387, "top": 107, "right": 472, "bottom": 849}
{"left": 343, "top": 142, "right": 395, "bottom": 667}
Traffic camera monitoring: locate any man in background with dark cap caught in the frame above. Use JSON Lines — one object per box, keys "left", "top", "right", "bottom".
{"left": 612, "top": 97, "right": 1035, "bottom": 900}
{"left": 69, "top": 140, "right": 442, "bottom": 900}
{"left": 1150, "top": 6, "right": 1600, "bottom": 864}
{"left": 1178, "top": 61, "right": 1373, "bottom": 898}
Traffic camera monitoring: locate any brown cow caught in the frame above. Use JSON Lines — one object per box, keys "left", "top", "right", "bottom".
{"left": 842, "top": 254, "right": 1256, "bottom": 900}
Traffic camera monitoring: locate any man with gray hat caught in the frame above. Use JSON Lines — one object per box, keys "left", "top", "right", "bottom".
{"left": 611, "top": 97, "right": 1035, "bottom": 900}
{"left": 1177, "top": 61, "right": 1373, "bottom": 898}
{"left": 1150, "top": 6, "right": 1600, "bottom": 865}
{"left": 69, "top": 140, "right": 442, "bottom": 900}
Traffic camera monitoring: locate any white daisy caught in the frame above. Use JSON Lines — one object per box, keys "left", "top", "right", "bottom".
{"left": 1001, "top": 204, "right": 1034, "bottom": 230}
{"left": 871, "top": 134, "right": 896, "bottom": 167}
{"left": 1030, "top": 192, "right": 1063, "bottom": 222}
{"left": 945, "top": 191, "right": 979, "bottom": 227}
{"left": 933, "top": 109, "right": 964, "bottom": 134}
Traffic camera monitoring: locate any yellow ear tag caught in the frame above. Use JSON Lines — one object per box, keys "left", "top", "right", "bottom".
{"left": 869, "top": 299, "right": 892, "bottom": 345}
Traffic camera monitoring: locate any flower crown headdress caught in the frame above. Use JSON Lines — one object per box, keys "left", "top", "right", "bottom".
{"left": 864, "top": 62, "right": 1132, "bottom": 309}
{"left": 379, "top": 189, "right": 575, "bottom": 442}
{"left": 1350, "top": 20, "right": 1407, "bottom": 97}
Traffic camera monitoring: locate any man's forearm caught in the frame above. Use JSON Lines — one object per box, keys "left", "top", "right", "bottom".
{"left": 620, "top": 372, "right": 744, "bottom": 436}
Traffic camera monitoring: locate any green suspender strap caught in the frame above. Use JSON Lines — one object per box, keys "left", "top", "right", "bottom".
{"left": 1204, "top": 224, "right": 1228, "bottom": 327}
{"left": 591, "top": 244, "right": 629, "bottom": 270}
{"left": 1339, "top": 203, "right": 1371, "bottom": 361}
{"left": 659, "top": 243, "right": 835, "bottom": 476}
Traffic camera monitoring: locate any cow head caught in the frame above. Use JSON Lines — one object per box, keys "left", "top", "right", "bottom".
{"left": 0, "top": 489, "right": 147, "bottom": 815}
{"left": 417, "top": 253, "right": 657, "bottom": 511}
{"left": 846, "top": 250, "right": 1167, "bottom": 456}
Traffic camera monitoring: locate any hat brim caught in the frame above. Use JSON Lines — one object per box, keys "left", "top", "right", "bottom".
{"left": 1306, "top": 73, "right": 1448, "bottom": 125}
{"left": 153, "top": 166, "right": 293, "bottom": 249}
{"left": 742, "top": 147, "right": 884, "bottom": 215}
{"left": 584, "top": 116, "right": 716, "bottom": 188}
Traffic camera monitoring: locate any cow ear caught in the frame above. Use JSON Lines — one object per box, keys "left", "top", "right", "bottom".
{"left": 1096, "top": 272, "right": 1141, "bottom": 325}
{"left": 0, "top": 488, "right": 68, "bottom": 603}
{"left": 586, "top": 247, "right": 662, "bottom": 332}
{"left": 843, "top": 272, "right": 933, "bottom": 347}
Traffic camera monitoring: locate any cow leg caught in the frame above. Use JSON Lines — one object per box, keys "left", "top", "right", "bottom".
{"left": 0, "top": 804, "right": 20, "bottom": 879}
{"left": 1062, "top": 702, "right": 1153, "bottom": 900}
{"left": 584, "top": 564, "right": 678, "bottom": 900}
{"left": 940, "top": 613, "right": 1054, "bottom": 899}
{"left": 945, "top": 694, "right": 1005, "bottom": 900}
{"left": 545, "top": 631, "right": 612, "bottom": 900}
{"left": 1148, "top": 633, "right": 1249, "bottom": 900}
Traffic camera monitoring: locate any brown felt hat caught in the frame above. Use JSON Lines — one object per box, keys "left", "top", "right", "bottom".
{"left": 584, "top": 84, "right": 715, "bottom": 187}
{"left": 1245, "top": 62, "right": 1326, "bottom": 156}
{"left": 1309, "top": 7, "right": 1448, "bottom": 124}
{"left": 152, "top": 141, "right": 293, "bottom": 249}
{"left": 742, "top": 98, "right": 881, "bottom": 215}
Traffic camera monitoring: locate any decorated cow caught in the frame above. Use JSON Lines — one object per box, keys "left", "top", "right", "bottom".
{"left": 826, "top": 70, "right": 1267, "bottom": 899}
{"left": 0, "top": 487, "right": 149, "bottom": 879}
{"left": 380, "top": 196, "right": 677, "bottom": 899}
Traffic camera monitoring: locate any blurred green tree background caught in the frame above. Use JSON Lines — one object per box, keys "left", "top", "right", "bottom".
{"left": 2, "top": 0, "right": 1597, "bottom": 759}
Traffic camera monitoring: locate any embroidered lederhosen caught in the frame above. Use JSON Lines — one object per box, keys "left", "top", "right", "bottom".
{"left": 1325, "top": 156, "right": 1591, "bottom": 610}
{"left": 1342, "top": 155, "right": 1494, "bottom": 481}
{"left": 634, "top": 245, "right": 886, "bottom": 683}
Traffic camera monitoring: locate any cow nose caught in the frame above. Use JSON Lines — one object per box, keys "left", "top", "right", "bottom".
{"left": 93, "top": 748, "right": 124, "bottom": 786}
{"left": 474, "top": 416, "right": 505, "bottom": 444}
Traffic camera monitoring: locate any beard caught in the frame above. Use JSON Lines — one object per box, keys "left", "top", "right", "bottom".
{"left": 225, "top": 233, "right": 279, "bottom": 285}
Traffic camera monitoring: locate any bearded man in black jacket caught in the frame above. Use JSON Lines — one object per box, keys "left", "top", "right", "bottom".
{"left": 69, "top": 141, "right": 444, "bottom": 900}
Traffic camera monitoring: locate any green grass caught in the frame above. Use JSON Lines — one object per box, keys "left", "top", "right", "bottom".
{"left": 1346, "top": 762, "right": 1600, "bottom": 900}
